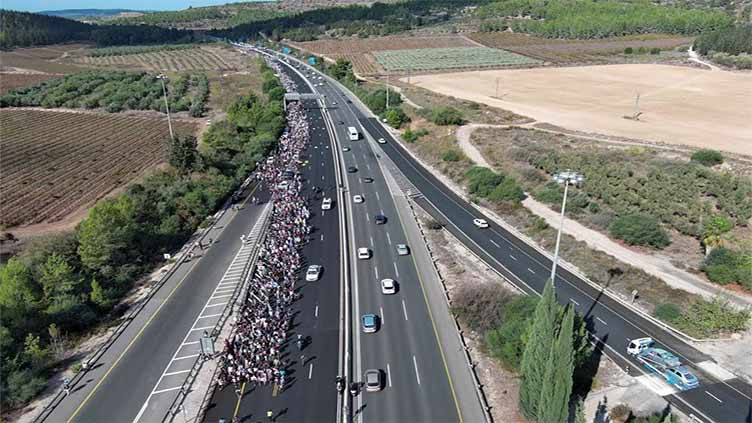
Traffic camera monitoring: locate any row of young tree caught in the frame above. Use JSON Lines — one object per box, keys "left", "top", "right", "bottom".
{"left": 0, "top": 71, "right": 210, "bottom": 116}
{"left": 694, "top": 24, "right": 752, "bottom": 55}
{"left": 0, "top": 10, "right": 198, "bottom": 49}
{"left": 0, "top": 62, "right": 285, "bottom": 410}
{"left": 476, "top": 0, "right": 734, "bottom": 39}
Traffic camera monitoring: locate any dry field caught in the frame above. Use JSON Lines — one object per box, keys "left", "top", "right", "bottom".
{"left": 407, "top": 64, "right": 752, "bottom": 156}
{"left": 0, "top": 44, "right": 91, "bottom": 74}
{"left": 0, "top": 73, "right": 57, "bottom": 94}
{"left": 0, "top": 109, "right": 197, "bottom": 229}
{"left": 70, "top": 46, "right": 248, "bottom": 72}
{"left": 467, "top": 33, "right": 693, "bottom": 64}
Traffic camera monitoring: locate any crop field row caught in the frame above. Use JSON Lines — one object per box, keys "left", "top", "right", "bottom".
{"left": 327, "top": 53, "right": 384, "bottom": 74}
{"left": 71, "top": 46, "right": 246, "bottom": 71}
{"left": 0, "top": 73, "right": 57, "bottom": 94}
{"left": 467, "top": 32, "right": 693, "bottom": 63}
{"left": 295, "top": 35, "right": 475, "bottom": 54}
{"left": 373, "top": 47, "right": 541, "bottom": 71}
{"left": 0, "top": 109, "right": 197, "bottom": 228}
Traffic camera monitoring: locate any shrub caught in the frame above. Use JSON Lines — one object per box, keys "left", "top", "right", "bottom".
{"left": 442, "top": 149, "right": 462, "bottom": 162}
{"left": 533, "top": 181, "right": 563, "bottom": 205}
{"left": 609, "top": 213, "right": 670, "bottom": 248}
{"left": 430, "top": 106, "right": 464, "bottom": 125}
{"left": 488, "top": 177, "right": 526, "bottom": 203}
{"left": 485, "top": 296, "right": 538, "bottom": 370}
{"left": 703, "top": 248, "right": 752, "bottom": 287}
{"left": 425, "top": 218, "right": 443, "bottom": 230}
{"left": 691, "top": 149, "right": 723, "bottom": 166}
{"left": 609, "top": 404, "right": 632, "bottom": 423}
{"left": 675, "top": 299, "right": 750, "bottom": 337}
{"left": 624, "top": 47, "right": 633, "bottom": 54}
{"left": 654, "top": 303, "right": 682, "bottom": 323}
{"left": 451, "top": 283, "right": 515, "bottom": 334}
{"left": 466, "top": 166, "right": 503, "bottom": 197}
{"left": 384, "top": 107, "right": 410, "bottom": 128}
{"left": 650, "top": 47, "right": 661, "bottom": 55}
{"left": 403, "top": 128, "right": 418, "bottom": 143}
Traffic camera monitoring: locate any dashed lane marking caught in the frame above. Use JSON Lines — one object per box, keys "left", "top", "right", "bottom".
{"left": 706, "top": 391, "right": 723, "bottom": 403}
{"left": 490, "top": 239, "right": 500, "bottom": 248}
{"left": 402, "top": 300, "right": 409, "bottom": 321}
{"left": 412, "top": 355, "right": 421, "bottom": 385}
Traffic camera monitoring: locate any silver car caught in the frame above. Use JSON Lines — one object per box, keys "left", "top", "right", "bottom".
{"left": 365, "top": 369, "right": 383, "bottom": 392}
{"left": 396, "top": 244, "right": 409, "bottom": 256}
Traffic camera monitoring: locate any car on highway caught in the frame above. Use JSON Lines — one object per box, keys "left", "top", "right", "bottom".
{"left": 396, "top": 244, "right": 409, "bottom": 256}
{"left": 365, "top": 369, "right": 383, "bottom": 392}
{"left": 643, "top": 348, "right": 681, "bottom": 367}
{"left": 347, "top": 166, "right": 358, "bottom": 173}
{"left": 377, "top": 137, "right": 386, "bottom": 144}
{"left": 332, "top": 101, "right": 338, "bottom": 105}
{"left": 322, "top": 198, "right": 333, "bottom": 210}
{"left": 361, "top": 177, "right": 374, "bottom": 183}
{"left": 361, "top": 314, "right": 378, "bottom": 333}
{"left": 353, "top": 194, "right": 364, "bottom": 203}
{"left": 665, "top": 366, "right": 699, "bottom": 391}
{"left": 473, "top": 218, "right": 489, "bottom": 228}
{"left": 357, "top": 247, "right": 371, "bottom": 259}
{"left": 342, "top": 147, "right": 351, "bottom": 152}
{"left": 306, "top": 265, "right": 322, "bottom": 282}
{"left": 381, "top": 278, "right": 397, "bottom": 294}
{"left": 339, "top": 120, "right": 345, "bottom": 125}
{"left": 374, "top": 214, "right": 387, "bottom": 225}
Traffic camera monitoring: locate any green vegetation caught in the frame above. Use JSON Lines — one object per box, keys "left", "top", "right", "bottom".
{"left": 708, "top": 52, "right": 752, "bottom": 69}
{"left": 373, "top": 47, "right": 541, "bottom": 71}
{"left": 477, "top": 0, "right": 733, "bottom": 39}
{"left": 691, "top": 148, "right": 724, "bottom": 166}
{"left": 0, "top": 71, "right": 209, "bottom": 116}
{"left": 703, "top": 248, "right": 752, "bottom": 288}
{"left": 466, "top": 166, "right": 526, "bottom": 205}
{"left": 655, "top": 299, "right": 750, "bottom": 337}
{"left": 694, "top": 24, "right": 752, "bottom": 56}
{"left": 87, "top": 44, "right": 195, "bottom": 57}
{"left": 402, "top": 127, "right": 429, "bottom": 143}
{"left": 0, "top": 10, "right": 197, "bottom": 49}
{"left": 608, "top": 214, "right": 671, "bottom": 248}
{"left": 442, "top": 149, "right": 463, "bottom": 162}
{"left": 430, "top": 107, "right": 465, "bottom": 126}
{"left": 111, "top": 4, "right": 287, "bottom": 28}
{"left": 0, "top": 62, "right": 284, "bottom": 410}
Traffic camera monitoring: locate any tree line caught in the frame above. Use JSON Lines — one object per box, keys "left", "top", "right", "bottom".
{"left": 476, "top": 0, "right": 734, "bottom": 39}
{"left": 111, "top": 4, "right": 287, "bottom": 29}
{"left": 0, "top": 61, "right": 284, "bottom": 410}
{"left": 0, "top": 10, "right": 197, "bottom": 49}
{"left": 694, "top": 24, "right": 752, "bottom": 55}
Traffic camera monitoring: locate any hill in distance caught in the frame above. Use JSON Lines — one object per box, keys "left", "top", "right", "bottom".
{"left": 39, "top": 9, "right": 146, "bottom": 21}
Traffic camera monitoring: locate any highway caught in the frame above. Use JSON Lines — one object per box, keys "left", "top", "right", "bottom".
{"left": 282, "top": 52, "right": 751, "bottom": 423}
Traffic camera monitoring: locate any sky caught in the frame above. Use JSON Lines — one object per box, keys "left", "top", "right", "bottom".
{"left": 3, "top": 0, "right": 268, "bottom": 13}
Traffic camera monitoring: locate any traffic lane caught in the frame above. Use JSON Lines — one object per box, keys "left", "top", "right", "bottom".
{"left": 76, "top": 193, "right": 265, "bottom": 423}
{"left": 674, "top": 381, "right": 749, "bottom": 423}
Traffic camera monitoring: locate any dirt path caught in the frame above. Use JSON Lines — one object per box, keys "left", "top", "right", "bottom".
{"left": 455, "top": 123, "right": 752, "bottom": 309}
{"left": 688, "top": 45, "right": 721, "bottom": 72}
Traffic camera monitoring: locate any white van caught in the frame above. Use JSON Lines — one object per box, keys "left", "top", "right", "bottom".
{"left": 348, "top": 126, "right": 359, "bottom": 141}
{"left": 627, "top": 337, "right": 654, "bottom": 355}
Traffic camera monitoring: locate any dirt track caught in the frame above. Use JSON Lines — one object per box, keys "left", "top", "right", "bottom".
{"left": 406, "top": 64, "right": 752, "bottom": 156}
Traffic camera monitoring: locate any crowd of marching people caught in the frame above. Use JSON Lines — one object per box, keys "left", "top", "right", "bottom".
{"left": 218, "top": 59, "right": 310, "bottom": 391}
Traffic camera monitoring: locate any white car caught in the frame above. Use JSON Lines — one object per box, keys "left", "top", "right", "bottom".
{"left": 342, "top": 146, "right": 351, "bottom": 152}
{"left": 357, "top": 247, "right": 371, "bottom": 260}
{"left": 473, "top": 218, "right": 489, "bottom": 228}
{"left": 396, "top": 244, "right": 409, "bottom": 256}
{"left": 322, "top": 198, "right": 333, "bottom": 210}
{"left": 377, "top": 138, "right": 386, "bottom": 144}
{"left": 353, "top": 194, "right": 364, "bottom": 203}
{"left": 381, "top": 278, "right": 397, "bottom": 294}
{"left": 305, "top": 265, "right": 322, "bottom": 281}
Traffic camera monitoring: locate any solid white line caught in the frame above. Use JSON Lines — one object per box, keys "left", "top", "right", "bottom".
{"left": 402, "top": 300, "right": 409, "bottom": 321}
{"left": 205, "top": 302, "right": 228, "bottom": 308}
{"left": 210, "top": 294, "right": 233, "bottom": 299}
{"left": 386, "top": 232, "right": 392, "bottom": 245}
{"left": 374, "top": 266, "right": 379, "bottom": 278}
{"left": 152, "top": 386, "right": 182, "bottom": 395}
{"left": 183, "top": 341, "right": 199, "bottom": 346}
{"left": 315, "top": 305, "right": 319, "bottom": 317}
{"left": 380, "top": 306, "right": 385, "bottom": 325}
{"left": 375, "top": 192, "right": 380, "bottom": 201}
{"left": 308, "top": 363, "right": 314, "bottom": 379}
{"left": 163, "top": 369, "right": 191, "bottom": 376}
{"left": 527, "top": 268, "right": 535, "bottom": 274}
{"left": 174, "top": 354, "right": 199, "bottom": 361}
{"left": 217, "top": 282, "right": 238, "bottom": 287}
{"left": 706, "top": 391, "right": 723, "bottom": 403}
{"left": 570, "top": 298, "right": 580, "bottom": 306}
{"left": 199, "top": 313, "right": 222, "bottom": 319}
{"left": 370, "top": 236, "right": 374, "bottom": 246}
{"left": 596, "top": 317, "right": 608, "bottom": 326}
{"left": 489, "top": 239, "right": 500, "bottom": 248}
{"left": 212, "top": 288, "right": 236, "bottom": 294}
{"left": 190, "top": 326, "right": 214, "bottom": 332}
{"left": 387, "top": 363, "right": 393, "bottom": 387}
{"left": 412, "top": 355, "right": 421, "bottom": 385}
{"left": 509, "top": 254, "right": 517, "bottom": 261}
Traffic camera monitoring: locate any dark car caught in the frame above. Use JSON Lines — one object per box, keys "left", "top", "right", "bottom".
{"left": 361, "top": 177, "right": 374, "bottom": 183}
{"left": 347, "top": 166, "right": 358, "bottom": 173}
{"left": 374, "top": 214, "right": 387, "bottom": 225}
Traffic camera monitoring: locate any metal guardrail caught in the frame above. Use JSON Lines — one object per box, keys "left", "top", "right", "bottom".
{"left": 164, "top": 203, "right": 273, "bottom": 423}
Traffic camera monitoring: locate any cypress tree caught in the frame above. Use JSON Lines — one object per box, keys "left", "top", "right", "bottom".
{"left": 538, "top": 305, "right": 576, "bottom": 423}
{"left": 574, "top": 397, "right": 586, "bottom": 423}
{"left": 519, "top": 279, "right": 557, "bottom": 420}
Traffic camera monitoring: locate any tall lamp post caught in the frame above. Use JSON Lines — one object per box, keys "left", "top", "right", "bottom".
{"left": 157, "top": 74, "right": 174, "bottom": 141}
{"left": 550, "top": 170, "right": 584, "bottom": 283}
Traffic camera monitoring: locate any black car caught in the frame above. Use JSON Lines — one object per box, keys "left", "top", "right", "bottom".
{"left": 374, "top": 214, "right": 387, "bottom": 225}
{"left": 347, "top": 166, "right": 358, "bottom": 173}
{"left": 361, "top": 177, "right": 374, "bottom": 183}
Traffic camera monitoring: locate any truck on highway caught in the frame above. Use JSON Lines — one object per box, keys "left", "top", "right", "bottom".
{"left": 627, "top": 337, "right": 700, "bottom": 391}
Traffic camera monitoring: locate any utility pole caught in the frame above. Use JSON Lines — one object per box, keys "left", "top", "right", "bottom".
{"left": 550, "top": 171, "right": 584, "bottom": 283}
{"left": 633, "top": 92, "right": 641, "bottom": 117}
{"left": 385, "top": 69, "right": 390, "bottom": 110}
{"left": 157, "top": 74, "right": 174, "bottom": 141}
{"left": 495, "top": 77, "right": 500, "bottom": 98}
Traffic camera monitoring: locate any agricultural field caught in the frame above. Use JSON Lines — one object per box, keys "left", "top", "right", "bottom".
{"left": 0, "top": 73, "right": 57, "bottom": 94}
{"left": 0, "top": 44, "right": 91, "bottom": 74}
{"left": 467, "top": 32, "right": 694, "bottom": 64}
{"left": 374, "top": 47, "right": 541, "bottom": 71}
{"left": 407, "top": 64, "right": 752, "bottom": 156}
{"left": 0, "top": 109, "right": 197, "bottom": 229}
{"left": 70, "top": 45, "right": 248, "bottom": 72}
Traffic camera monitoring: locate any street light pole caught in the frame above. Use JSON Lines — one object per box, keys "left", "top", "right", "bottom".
{"left": 550, "top": 170, "right": 584, "bottom": 283}
{"left": 157, "top": 74, "right": 174, "bottom": 141}
{"left": 385, "top": 69, "right": 390, "bottom": 110}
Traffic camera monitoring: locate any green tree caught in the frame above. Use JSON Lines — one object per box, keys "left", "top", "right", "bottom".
{"left": 574, "top": 397, "right": 586, "bottom": 423}
{"left": 488, "top": 177, "right": 526, "bottom": 203}
{"left": 538, "top": 305, "right": 575, "bottom": 423}
{"left": 430, "top": 106, "right": 464, "bottom": 125}
{"left": 168, "top": 135, "right": 198, "bottom": 175}
{"left": 519, "top": 279, "right": 557, "bottom": 420}
{"left": 702, "top": 215, "right": 733, "bottom": 255}
{"left": 23, "top": 334, "right": 48, "bottom": 371}
{"left": 38, "top": 253, "right": 79, "bottom": 300}
{"left": 691, "top": 149, "right": 724, "bottom": 166}
{"left": 609, "top": 213, "right": 670, "bottom": 248}
{"left": 0, "top": 259, "right": 43, "bottom": 333}
{"left": 90, "top": 277, "right": 115, "bottom": 309}
{"left": 385, "top": 107, "right": 410, "bottom": 128}
{"left": 77, "top": 195, "right": 137, "bottom": 273}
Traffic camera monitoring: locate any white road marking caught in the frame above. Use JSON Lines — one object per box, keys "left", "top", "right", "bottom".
{"left": 152, "top": 386, "right": 182, "bottom": 395}
{"left": 309, "top": 363, "right": 314, "bottom": 379}
{"left": 198, "top": 313, "right": 222, "bottom": 319}
{"left": 527, "top": 268, "right": 535, "bottom": 274}
{"left": 163, "top": 369, "right": 191, "bottom": 376}
{"left": 174, "top": 354, "right": 199, "bottom": 361}
{"left": 509, "top": 254, "right": 517, "bottom": 261}
{"left": 490, "top": 239, "right": 500, "bottom": 248}
{"left": 386, "top": 232, "right": 392, "bottom": 245}
{"left": 706, "top": 391, "right": 723, "bottom": 403}
{"left": 596, "top": 317, "right": 608, "bottom": 326}
{"left": 402, "top": 300, "right": 409, "bottom": 321}
{"left": 387, "top": 363, "right": 393, "bottom": 387}
{"left": 190, "top": 326, "right": 214, "bottom": 332}
{"left": 315, "top": 305, "right": 319, "bottom": 318}
{"left": 210, "top": 294, "right": 233, "bottom": 299}
{"left": 375, "top": 192, "right": 380, "bottom": 201}
{"left": 412, "top": 355, "right": 421, "bottom": 385}
{"left": 374, "top": 266, "right": 379, "bottom": 279}
{"left": 370, "top": 236, "right": 374, "bottom": 246}
{"left": 321, "top": 234, "right": 324, "bottom": 241}
{"left": 393, "top": 263, "right": 399, "bottom": 277}
{"left": 183, "top": 341, "right": 199, "bottom": 346}
{"left": 205, "top": 302, "right": 228, "bottom": 308}
{"left": 380, "top": 306, "right": 385, "bottom": 325}
{"left": 569, "top": 298, "right": 580, "bottom": 306}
